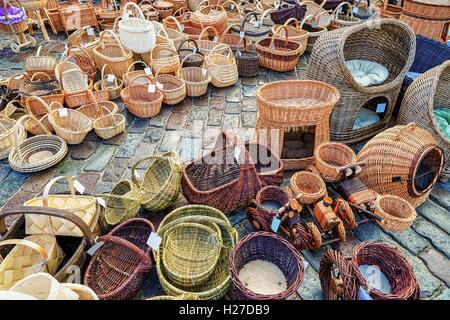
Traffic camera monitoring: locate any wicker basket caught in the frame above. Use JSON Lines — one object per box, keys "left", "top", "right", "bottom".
{"left": 93, "top": 64, "right": 124, "bottom": 100}
{"left": 8, "top": 115, "right": 68, "bottom": 173}
{"left": 68, "top": 26, "right": 99, "bottom": 60}
{"left": 331, "top": 1, "right": 361, "bottom": 29}
{"left": 255, "top": 25, "right": 303, "bottom": 72}
{"left": 182, "top": 131, "right": 283, "bottom": 214}
{"left": 271, "top": 17, "right": 309, "bottom": 56}
{"left": 62, "top": 282, "right": 99, "bottom": 300}
{"left": 150, "top": 44, "right": 182, "bottom": 76}
{"left": 93, "top": 30, "right": 134, "bottom": 79}
{"left": 356, "top": 123, "right": 443, "bottom": 208}
{"left": 131, "top": 151, "right": 183, "bottom": 212}
{"left": 48, "top": 108, "right": 93, "bottom": 145}
{"left": 178, "top": 39, "right": 206, "bottom": 68}
{"left": 373, "top": 194, "right": 416, "bottom": 232}
{"left": 220, "top": 23, "right": 253, "bottom": 53}
{"left": 23, "top": 97, "right": 55, "bottom": 135}
{"left": 397, "top": 61, "right": 450, "bottom": 182}
{"left": 61, "top": 47, "right": 97, "bottom": 80}
{"left": 181, "top": 53, "right": 212, "bottom": 97}
{"left": 155, "top": 205, "right": 239, "bottom": 300}
{"left": 314, "top": 142, "right": 357, "bottom": 183}
{"left": 120, "top": 75, "right": 164, "bottom": 118}
{"left": 24, "top": 46, "right": 57, "bottom": 79}
{"left": 290, "top": 171, "right": 327, "bottom": 204}
{"left": 0, "top": 114, "right": 26, "bottom": 160}
{"left": 177, "top": 12, "right": 208, "bottom": 41}
{"left": 299, "top": 14, "right": 327, "bottom": 54}
{"left": 154, "top": 1, "right": 174, "bottom": 19}
{"left": 239, "top": 11, "right": 272, "bottom": 43}
{"left": 190, "top": 25, "right": 224, "bottom": 56}
{"left": 154, "top": 67, "right": 186, "bottom": 105}
{"left": 76, "top": 90, "right": 118, "bottom": 121}
{"left": 122, "top": 61, "right": 150, "bottom": 87}
{"left": 141, "top": 6, "right": 159, "bottom": 21}
{"left": 205, "top": 43, "right": 238, "bottom": 87}
{"left": 96, "top": 179, "right": 141, "bottom": 226}
{"left": 163, "top": 16, "right": 190, "bottom": 49}
{"left": 235, "top": 37, "right": 260, "bottom": 78}
{"left": 230, "top": 231, "right": 304, "bottom": 300}
{"left": 191, "top": 5, "right": 229, "bottom": 34}
{"left": 399, "top": 4, "right": 449, "bottom": 41}
{"left": 24, "top": 176, "right": 97, "bottom": 237}
{"left": 84, "top": 218, "right": 155, "bottom": 300}
{"left": 162, "top": 221, "right": 222, "bottom": 288}
{"left": 92, "top": 108, "right": 125, "bottom": 140}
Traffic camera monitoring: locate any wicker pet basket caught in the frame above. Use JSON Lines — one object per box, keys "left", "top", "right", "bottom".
{"left": 96, "top": 179, "right": 141, "bottom": 226}
{"left": 255, "top": 25, "right": 303, "bottom": 72}
{"left": 154, "top": 67, "right": 187, "bottom": 105}
{"left": 8, "top": 115, "right": 68, "bottom": 173}
{"left": 24, "top": 46, "right": 58, "bottom": 79}
{"left": 122, "top": 61, "right": 150, "bottom": 87}
{"left": 150, "top": 44, "right": 182, "bottom": 76}
{"left": 162, "top": 221, "right": 222, "bottom": 288}
{"left": 205, "top": 44, "right": 238, "bottom": 87}
{"left": 155, "top": 205, "right": 239, "bottom": 300}
{"left": 131, "top": 151, "right": 183, "bottom": 212}
{"left": 271, "top": 17, "right": 309, "bottom": 56}
{"left": 290, "top": 171, "right": 327, "bottom": 204}
{"left": 182, "top": 131, "right": 283, "bottom": 214}
{"left": 93, "top": 30, "right": 134, "bottom": 79}
{"left": 84, "top": 218, "right": 155, "bottom": 300}
{"left": 120, "top": 75, "right": 164, "bottom": 118}
{"left": 352, "top": 241, "right": 420, "bottom": 300}
{"left": 314, "top": 142, "right": 357, "bottom": 183}
{"left": 48, "top": 108, "right": 93, "bottom": 145}
{"left": 356, "top": 123, "right": 443, "bottom": 208}
{"left": 0, "top": 235, "right": 64, "bottom": 291}
{"left": 230, "top": 231, "right": 304, "bottom": 300}
{"left": 0, "top": 114, "right": 26, "bottom": 160}
{"left": 235, "top": 37, "right": 260, "bottom": 78}
{"left": 93, "top": 64, "right": 124, "bottom": 100}
{"left": 373, "top": 194, "right": 416, "bottom": 232}
{"left": 397, "top": 61, "right": 450, "bottom": 182}
{"left": 181, "top": 53, "right": 211, "bottom": 97}
{"left": 191, "top": 5, "right": 229, "bottom": 34}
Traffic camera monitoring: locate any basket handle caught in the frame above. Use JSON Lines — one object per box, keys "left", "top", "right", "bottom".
{"left": 24, "top": 95, "right": 52, "bottom": 116}
{"left": 155, "top": 21, "right": 171, "bottom": 39}
{"left": 126, "top": 60, "right": 149, "bottom": 75}
{"left": 7, "top": 73, "right": 27, "bottom": 89}
{"left": 0, "top": 239, "right": 49, "bottom": 266}
{"left": 30, "top": 72, "right": 51, "bottom": 82}
{"left": 163, "top": 16, "right": 182, "bottom": 32}
{"left": 199, "top": 25, "right": 220, "bottom": 41}
{"left": 173, "top": 6, "right": 189, "bottom": 17}
{"left": 42, "top": 176, "right": 76, "bottom": 208}
{"left": 259, "top": 8, "right": 274, "bottom": 24}
{"left": 299, "top": 14, "right": 316, "bottom": 29}
{"left": 99, "top": 30, "right": 128, "bottom": 58}
{"left": 101, "top": 64, "right": 118, "bottom": 91}
{"left": 236, "top": 36, "right": 248, "bottom": 53}
{"left": 96, "top": 234, "right": 153, "bottom": 272}
{"left": 221, "top": 23, "right": 244, "bottom": 42}
{"left": 151, "top": 44, "right": 177, "bottom": 60}
{"left": 129, "top": 74, "right": 154, "bottom": 91}
{"left": 270, "top": 25, "right": 289, "bottom": 48}
{"left": 0, "top": 206, "right": 96, "bottom": 247}
{"left": 131, "top": 152, "right": 181, "bottom": 187}
{"left": 284, "top": 17, "right": 300, "bottom": 28}
{"left": 180, "top": 53, "right": 206, "bottom": 68}
{"left": 222, "top": 0, "right": 242, "bottom": 17}
{"left": 208, "top": 43, "right": 232, "bottom": 58}
{"left": 241, "top": 11, "right": 259, "bottom": 28}
{"left": 393, "top": 123, "right": 416, "bottom": 141}
{"left": 58, "top": 56, "right": 82, "bottom": 92}
{"left": 177, "top": 38, "right": 202, "bottom": 55}
{"left": 334, "top": 1, "right": 354, "bottom": 17}
{"left": 122, "top": 1, "right": 149, "bottom": 27}
{"left": 36, "top": 45, "right": 49, "bottom": 57}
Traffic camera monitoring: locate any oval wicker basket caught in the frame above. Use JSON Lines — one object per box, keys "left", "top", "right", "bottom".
{"left": 0, "top": 114, "right": 26, "bottom": 160}
{"left": 93, "top": 64, "right": 123, "bottom": 100}
{"left": 150, "top": 44, "right": 181, "bottom": 76}
{"left": 122, "top": 61, "right": 151, "bottom": 87}
{"left": 190, "top": 5, "right": 229, "bottom": 35}
{"left": 48, "top": 108, "right": 93, "bottom": 145}
{"left": 23, "top": 96, "right": 55, "bottom": 135}
{"left": 120, "top": 75, "right": 163, "bottom": 118}
{"left": 290, "top": 170, "right": 327, "bottom": 204}
{"left": 205, "top": 43, "right": 238, "bottom": 88}
{"left": 373, "top": 194, "right": 416, "bottom": 232}
{"left": 177, "top": 39, "right": 206, "bottom": 68}
{"left": 314, "top": 142, "right": 357, "bottom": 183}
{"left": 76, "top": 90, "right": 119, "bottom": 121}
{"left": 271, "top": 17, "right": 309, "bottom": 56}
{"left": 93, "top": 106, "right": 125, "bottom": 140}
{"left": 235, "top": 37, "right": 260, "bottom": 78}
{"left": 154, "top": 67, "right": 187, "bottom": 105}
{"left": 181, "top": 53, "right": 212, "bottom": 97}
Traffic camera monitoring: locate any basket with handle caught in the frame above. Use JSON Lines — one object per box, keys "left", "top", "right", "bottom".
{"left": 221, "top": 0, "right": 244, "bottom": 24}
{"left": 95, "top": 179, "right": 141, "bottom": 226}
{"left": 0, "top": 235, "right": 65, "bottom": 291}
{"left": 235, "top": 37, "right": 260, "bottom": 78}
{"left": 299, "top": 0, "right": 331, "bottom": 27}
{"left": 23, "top": 97, "right": 55, "bottom": 135}
{"left": 0, "top": 114, "right": 26, "bottom": 160}
{"left": 98, "top": 0, "right": 122, "bottom": 21}
{"left": 271, "top": 17, "right": 309, "bottom": 56}
{"left": 300, "top": 13, "right": 327, "bottom": 53}
{"left": 220, "top": 23, "right": 253, "bottom": 53}
{"left": 59, "top": 47, "right": 97, "bottom": 80}
{"left": 314, "top": 142, "right": 357, "bottom": 183}
{"left": 118, "top": 1, "right": 156, "bottom": 54}
{"left": 0, "top": 0, "right": 28, "bottom": 34}
{"left": 24, "top": 46, "right": 58, "bottom": 79}
{"left": 163, "top": 16, "right": 190, "bottom": 49}
{"left": 177, "top": 39, "right": 206, "bottom": 68}
{"left": 154, "top": 66, "right": 187, "bottom": 105}
{"left": 122, "top": 61, "right": 151, "bottom": 87}
{"left": 84, "top": 218, "right": 155, "bottom": 300}
{"left": 177, "top": 12, "right": 209, "bottom": 41}
{"left": 191, "top": 4, "right": 229, "bottom": 34}
{"left": 76, "top": 90, "right": 118, "bottom": 121}
{"left": 140, "top": 0, "right": 159, "bottom": 21}
{"left": 150, "top": 44, "right": 182, "bottom": 76}
{"left": 120, "top": 75, "right": 164, "bottom": 118}
{"left": 373, "top": 194, "right": 416, "bottom": 232}
{"left": 255, "top": 25, "right": 303, "bottom": 72}
{"left": 93, "top": 104, "right": 125, "bottom": 139}
{"left": 164, "top": 7, "right": 190, "bottom": 28}
{"left": 172, "top": 0, "right": 187, "bottom": 13}
{"left": 93, "top": 64, "right": 123, "bottom": 100}
{"left": 131, "top": 151, "right": 183, "bottom": 212}
{"left": 181, "top": 53, "right": 212, "bottom": 97}
{"left": 93, "top": 29, "right": 134, "bottom": 79}
{"left": 48, "top": 107, "right": 93, "bottom": 145}
{"left": 331, "top": 1, "right": 361, "bottom": 29}
{"left": 205, "top": 43, "right": 238, "bottom": 87}
{"left": 24, "top": 175, "right": 98, "bottom": 237}
{"left": 8, "top": 115, "right": 68, "bottom": 173}
{"left": 239, "top": 11, "right": 272, "bottom": 43}
{"left": 153, "top": 0, "right": 174, "bottom": 19}
{"left": 68, "top": 26, "right": 99, "bottom": 60}
{"left": 19, "top": 73, "right": 64, "bottom": 114}
{"left": 139, "top": 32, "right": 176, "bottom": 69}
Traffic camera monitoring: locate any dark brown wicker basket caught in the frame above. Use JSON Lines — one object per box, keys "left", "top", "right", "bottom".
{"left": 236, "top": 37, "right": 259, "bottom": 78}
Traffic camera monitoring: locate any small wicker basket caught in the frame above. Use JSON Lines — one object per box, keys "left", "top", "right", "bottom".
{"left": 48, "top": 108, "right": 93, "bottom": 145}
{"left": 373, "top": 194, "right": 416, "bottom": 232}
{"left": 290, "top": 171, "right": 327, "bottom": 204}
{"left": 120, "top": 75, "right": 163, "bottom": 118}
{"left": 181, "top": 53, "right": 212, "bottom": 97}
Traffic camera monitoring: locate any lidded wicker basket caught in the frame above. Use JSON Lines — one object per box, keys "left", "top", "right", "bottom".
{"left": 356, "top": 123, "right": 443, "bottom": 208}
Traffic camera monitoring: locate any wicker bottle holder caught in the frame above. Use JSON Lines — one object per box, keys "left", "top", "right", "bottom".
{"left": 290, "top": 170, "right": 327, "bottom": 204}
{"left": 155, "top": 205, "right": 239, "bottom": 300}
{"left": 131, "top": 151, "right": 183, "bottom": 212}
{"left": 8, "top": 115, "right": 68, "bottom": 173}
{"left": 150, "top": 44, "right": 182, "bottom": 76}
{"left": 84, "top": 218, "right": 155, "bottom": 300}
{"left": 235, "top": 37, "right": 260, "bottom": 78}
{"left": 122, "top": 61, "right": 151, "bottom": 87}
{"left": 356, "top": 123, "right": 443, "bottom": 208}
{"left": 373, "top": 194, "right": 416, "bottom": 232}
{"left": 181, "top": 53, "right": 212, "bottom": 97}
{"left": 96, "top": 179, "right": 141, "bottom": 226}
{"left": 0, "top": 114, "right": 26, "bottom": 160}
{"left": 177, "top": 39, "right": 206, "bottom": 68}
{"left": 314, "top": 142, "right": 357, "bottom": 183}
{"left": 120, "top": 75, "right": 164, "bottom": 118}
{"left": 24, "top": 46, "right": 58, "bottom": 79}
{"left": 271, "top": 17, "right": 309, "bottom": 56}
{"left": 154, "top": 66, "right": 187, "bottom": 105}
{"left": 182, "top": 131, "right": 283, "bottom": 214}
{"left": 48, "top": 107, "right": 93, "bottom": 145}
{"left": 93, "top": 64, "right": 124, "bottom": 100}
{"left": 229, "top": 231, "right": 304, "bottom": 300}
{"left": 205, "top": 43, "right": 239, "bottom": 88}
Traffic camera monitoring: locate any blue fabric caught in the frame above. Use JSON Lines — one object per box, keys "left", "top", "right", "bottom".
{"left": 353, "top": 108, "right": 381, "bottom": 130}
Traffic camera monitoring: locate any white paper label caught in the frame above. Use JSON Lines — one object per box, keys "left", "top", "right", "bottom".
{"left": 146, "top": 232, "right": 162, "bottom": 250}
{"left": 106, "top": 74, "right": 115, "bottom": 82}
{"left": 202, "top": 68, "right": 207, "bottom": 76}
{"left": 86, "top": 27, "right": 93, "bottom": 36}
{"left": 183, "top": 14, "right": 188, "bottom": 20}
{"left": 134, "top": 170, "right": 141, "bottom": 179}
{"left": 239, "top": 31, "right": 245, "bottom": 39}
{"left": 148, "top": 83, "right": 156, "bottom": 93}
{"left": 331, "top": 14, "right": 335, "bottom": 20}
{"left": 338, "top": 7, "right": 343, "bottom": 13}
{"left": 108, "top": 3, "right": 113, "bottom": 10}
{"left": 87, "top": 241, "right": 104, "bottom": 256}
{"left": 275, "top": 3, "right": 279, "bottom": 9}
{"left": 312, "top": 21, "right": 316, "bottom": 28}
{"left": 73, "top": 180, "right": 85, "bottom": 195}
{"left": 213, "top": 36, "right": 218, "bottom": 43}
{"left": 303, "top": 261, "right": 309, "bottom": 270}
{"left": 58, "top": 108, "right": 68, "bottom": 117}
{"left": 271, "top": 217, "right": 281, "bottom": 232}
{"left": 156, "top": 82, "right": 163, "bottom": 90}
{"left": 192, "top": 47, "right": 197, "bottom": 54}
{"left": 96, "top": 197, "right": 106, "bottom": 207}
{"left": 234, "top": 146, "right": 241, "bottom": 162}
{"left": 123, "top": 12, "right": 129, "bottom": 19}
{"left": 230, "top": 3, "right": 235, "bottom": 9}
{"left": 353, "top": 7, "right": 358, "bottom": 13}
{"left": 180, "top": 24, "right": 184, "bottom": 31}
{"left": 253, "top": 21, "right": 260, "bottom": 28}
{"left": 144, "top": 67, "right": 152, "bottom": 76}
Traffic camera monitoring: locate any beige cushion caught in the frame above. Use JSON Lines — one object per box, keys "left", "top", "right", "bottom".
{"left": 346, "top": 59, "right": 389, "bottom": 87}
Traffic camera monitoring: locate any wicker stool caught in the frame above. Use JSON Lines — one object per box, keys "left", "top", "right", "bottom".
{"left": 306, "top": 19, "right": 416, "bottom": 144}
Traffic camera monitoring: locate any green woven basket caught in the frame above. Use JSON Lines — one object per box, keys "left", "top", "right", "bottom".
{"left": 131, "top": 151, "right": 183, "bottom": 212}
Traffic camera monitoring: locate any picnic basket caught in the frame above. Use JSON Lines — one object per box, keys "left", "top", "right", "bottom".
{"left": 181, "top": 53, "right": 212, "bottom": 97}
{"left": 24, "top": 46, "right": 58, "bottom": 79}
{"left": 205, "top": 44, "right": 238, "bottom": 87}
{"left": 154, "top": 67, "right": 187, "bottom": 105}
{"left": 48, "top": 107, "right": 93, "bottom": 145}
{"left": 0, "top": 114, "right": 26, "bottom": 160}
{"left": 131, "top": 151, "right": 183, "bottom": 212}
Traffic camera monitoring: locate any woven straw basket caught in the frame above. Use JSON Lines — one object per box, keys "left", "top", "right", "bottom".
{"left": 205, "top": 43, "right": 238, "bottom": 87}
{"left": 314, "top": 142, "right": 357, "bottom": 183}
{"left": 24, "top": 46, "right": 58, "bottom": 79}
{"left": 181, "top": 53, "right": 212, "bottom": 97}
{"left": 290, "top": 171, "right": 327, "bottom": 204}
{"left": 93, "top": 64, "right": 124, "bottom": 100}
{"left": 48, "top": 108, "right": 93, "bottom": 145}
{"left": 0, "top": 114, "right": 26, "bottom": 160}
{"left": 373, "top": 194, "right": 417, "bottom": 232}
{"left": 24, "top": 176, "right": 97, "bottom": 237}
{"left": 122, "top": 61, "right": 151, "bottom": 87}
{"left": 154, "top": 67, "right": 187, "bottom": 105}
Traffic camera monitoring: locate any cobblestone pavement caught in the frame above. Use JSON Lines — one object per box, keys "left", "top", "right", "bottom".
{"left": 0, "top": 29, "right": 449, "bottom": 300}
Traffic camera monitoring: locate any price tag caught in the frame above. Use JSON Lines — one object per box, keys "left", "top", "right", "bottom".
{"left": 156, "top": 82, "right": 163, "bottom": 90}
{"left": 58, "top": 107, "right": 68, "bottom": 117}
{"left": 253, "top": 20, "right": 260, "bottom": 28}
{"left": 275, "top": 2, "right": 279, "bottom": 9}
{"left": 146, "top": 232, "right": 162, "bottom": 250}
{"left": 338, "top": 6, "right": 343, "bottom": 13}
{"left": 353, "top": 7, "right": 358, "bottom": 14}
{"left": 108, "top": 3, "right": 113, "bottom": 10}
{"left": 331, "top": 14, "right": 335, "bottom": 20}
{"left": 192, "top": 47, "right": 197, "bottom": 54}
{"left": 180, "top": 24, "right": 184, "bottom": 31}
{"left": 148, "top": 83, "right": 156, "bottom": 93}
{"left": 271, "top": 217, "right": 281, "bottom": 233}
{"left": 303, "top": 261, "right": 309, "bottom": 270}
{"left": 447, "top": 41, "right": 450, "bottom": 47}
{"left": 144, "top": 67, "right": 152, "bottom": 76}
{"left": 96, "top": 197, "right": 106, "bottom": 207}
{"left": 202, "top": 68, "right": 207, "bottom": 76}
{"left": 86, "top": 27, "right": 93, "bottom": 36}
{"left": 123, "top": 11, "right": 129, "bottom": 19}
{"left": 239, "top": 31, "right": 245, "bottom": 38}
{"left": 183, "top": 14, "right": 188, "bottom": 20}
{"left": 134, "top": 170, "right": 141, "bottom": 179}
{"left": 234, "top": 146, "right": 241, "bottom": 162}
{"left": 106, "top": 74, "right": 115, "bottom": 82}
{"left": 238, "top": 51, "right": 242, "bottom": 57}
{"left": 312, "top": 21, "right": 316, "bottom": 28}
{"left": 272, "top": 44, "right": 276, "bottom": 50}
{"left": 231, "top": 3, "right": 235, "bottom": 9}
{"left": 69, "top": 57, "right": 77, "bottom": 64}
{"left": 73, "top": 180, "right": 85, "bottom": 195}
{"left": 87, "top": 241, "right": 104, "bottom": 256}
{"left": 376, "top": 103, "right": 386, "bottom": 113}
{"left": 85, "top": 74, "right": 89, "bottom": 84}
{"left": 213, "top": 36, "right": 218, "bottom": 43}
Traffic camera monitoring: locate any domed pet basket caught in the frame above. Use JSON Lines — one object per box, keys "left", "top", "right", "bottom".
{"left": 229, "top": 231, "right": 304, "bottom": 300}
{"left": 356, "top": 123, "right": 443, "bottom": 208}
{"left": 306, "top": 19, "right": 416, "bottom": 144}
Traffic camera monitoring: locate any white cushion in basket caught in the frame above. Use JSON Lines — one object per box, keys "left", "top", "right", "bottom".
{"left": 346, "top": 59, "right": 389, "bottom": 87}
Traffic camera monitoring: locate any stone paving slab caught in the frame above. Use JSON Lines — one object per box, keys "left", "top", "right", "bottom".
{"left": 0, "top": 29, "right": 448, "bottom": 300}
